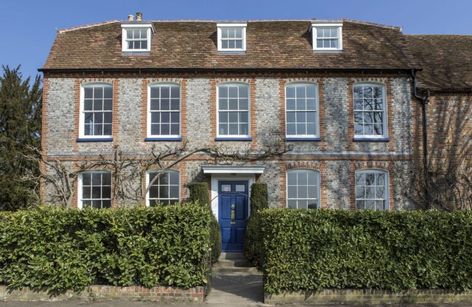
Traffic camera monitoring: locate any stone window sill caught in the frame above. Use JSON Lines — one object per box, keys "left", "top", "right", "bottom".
{"left": 286, "top": 137, "right": 321, "bottom": 142}
{"left": 76, "top": 138, "right": 113, "bottom": 143}
{"left": 353, "top": 137, "right": 389, "bottom": 143}
{"left": 215, "top": 137, "right": 252, "bottom": 142}
{"left": 145, "top": 137, "right": 182, "bottom": 142}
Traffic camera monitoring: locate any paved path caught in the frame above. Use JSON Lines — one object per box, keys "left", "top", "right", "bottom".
{"left": 205, "top": 252, "right": 265, "bottom": 306}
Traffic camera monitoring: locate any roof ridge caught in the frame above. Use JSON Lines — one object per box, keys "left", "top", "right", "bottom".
{"left": 341, "top": 19, "right": 401, "bottom": 31}
{"left": 407, "top": 34, "right": 472, "bottom": 38}
{"left": 55, "top": 18, "right": 403, "bottom": 33}
{"left": 58, "top": 20, "right": 120, "bottom": 33}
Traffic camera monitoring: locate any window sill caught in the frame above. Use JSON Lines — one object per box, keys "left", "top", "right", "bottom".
{"left": 217, "top": 50, "right": 246, "bottom": 54}
{"left": 215, "top": 137, "right": 252, "bottom": 142}
{"left": 313, "top": 49, "right": 343, "bottom": 53}
{"left": 353, "top": 137, "right": 389, "bottom": 143}
{"left": 76, "top": 138, "right": 113, "bottom": 143}
{"left": 121, "top": 51, "right": 151, "bottom": 56}
{"left": 286, "top": 137, "right": 321, "bottom": 142}
{"left": 145, "top": 137, "right": 182, "bottom": 142}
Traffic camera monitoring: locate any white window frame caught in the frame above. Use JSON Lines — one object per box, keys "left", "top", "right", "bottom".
{"left": 285, "top": 83, "right": 320, "bottom": 139}
{"left": 216, "top": 82, "right": 251, "bottom": 139}
{"left": 217, "top": 23, "right": 247, "bottom": 52}
{"left": 77, "top": 171, "right": 112, "bottom": 209}
{"left": 312, "top": 23, "right": 343, "bottom": 51}
{"left": 145, "top": 170, "right": 180, "bottom": 206}
{"left": 286, "top": 169, "right": 321, "bottom": 209}
{"left": 79, "top": 83, "right": 113, "bottom": 140}
{"left": 355, "top": 169, "right": 389, "bottom": 211}
{"left": 121, "top": 24, "right": 152, "bottom": 52}
{"left": 353, "top": 83, "right": 388, "bottom": 139}
{"left": 147, "top": 83, "right": 181, "bottom": 138}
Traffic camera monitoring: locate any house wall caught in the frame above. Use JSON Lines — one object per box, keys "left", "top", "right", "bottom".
{"left": 41, "top": 75, "right": 414, "bottom": 209}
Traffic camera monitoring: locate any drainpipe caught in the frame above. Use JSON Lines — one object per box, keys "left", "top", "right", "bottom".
{"left": 410, "top": 69, "right": 430, "bottom": 206}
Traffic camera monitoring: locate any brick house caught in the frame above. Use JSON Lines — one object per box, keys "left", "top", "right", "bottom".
{"left": 39, "top": 15, "right": 471, "bottom": 251}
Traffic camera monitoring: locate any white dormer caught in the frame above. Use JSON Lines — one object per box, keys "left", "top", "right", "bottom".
{"left": 217, "top": 23, "right": 247, "bottom": 52}
{"left": 121, "top": 13, "right": 153, "bottom": 52}
{"left": 312, "top": 21, "right": 343, "bottom": 51}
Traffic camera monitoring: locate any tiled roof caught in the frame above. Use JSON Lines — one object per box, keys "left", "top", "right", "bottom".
{"left": 42, "top": 19, "right": 472, "bottom": 91}
{"left": 405, "top": 35, "right": 472, "bottom": 91}
{"left": 42, "top": 20, "right": 414, "bottom": 70}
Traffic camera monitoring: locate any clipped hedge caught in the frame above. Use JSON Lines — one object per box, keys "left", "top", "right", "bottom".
{"left": 261, "top": 209, "right": 472, "bottom": 294}
{"left": 187, "top": 182, "right": 221, "bottom": 263}
{"left": 0, "top": 205, "right": 211, "bottom": 294}
{"left": 244, "top": 183, "right": 268, "bottom": 266}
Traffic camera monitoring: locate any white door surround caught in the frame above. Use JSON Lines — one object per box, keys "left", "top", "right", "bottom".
{"left": 202, "top": 165, "right": 264, "bottom": 220}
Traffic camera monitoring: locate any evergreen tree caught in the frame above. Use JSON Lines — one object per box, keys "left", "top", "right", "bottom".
{"left": 0, "top": 66, "right": 42, "bottom": 210}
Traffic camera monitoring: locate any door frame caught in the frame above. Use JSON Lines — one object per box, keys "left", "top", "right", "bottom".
{"left": 210, "top": 174, "right": 255, "bottom": 221}
{"left": 217, "top": 180, "right": 250, "bottom": 252}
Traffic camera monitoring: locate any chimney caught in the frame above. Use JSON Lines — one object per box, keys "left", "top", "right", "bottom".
{"left": 128, "top": 14, "right": 134, "bottom": 22}
{"left": 136, "top": 12, "right": 143, "bottom": 22}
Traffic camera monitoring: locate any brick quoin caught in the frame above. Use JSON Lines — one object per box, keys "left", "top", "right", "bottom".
{"left": 39, "top": 78, "right": 49, "bottom": 203}
{"left": 209, "top": 79, "right": 217, "bottom": 144}
{"left": 386, "top": 78, "right": 396, "bottom": 151}
{"left": 250, "top": 78, "right": 257, "bottom": 149}
{"left": 181, "top": 79, "right": 188, "bottom": 143}
{"left": 278, "top": 79, "right": 286, "bottom": 142}
{"left": 112, "top": 79, "right": 120, "bottom": 144}
{"left": 141, "top": 79, "right": 149, "bottom": 140}
{"left": 73, "top": 79, "right": 80, "bottom": 151}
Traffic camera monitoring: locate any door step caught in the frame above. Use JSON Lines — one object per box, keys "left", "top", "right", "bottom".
{"left": 217, "top": 252, "right": 251, "bottom": 267}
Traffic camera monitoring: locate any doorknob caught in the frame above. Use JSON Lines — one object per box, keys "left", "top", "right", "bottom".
{"left": 230, "top": 204, "right": 236, "bottom": 224}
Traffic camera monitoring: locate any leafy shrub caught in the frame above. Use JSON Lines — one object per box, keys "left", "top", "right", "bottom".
{"left": 0, "top": 205, "right": 211, "bottom": 294}
{"left": 244, "top": 183, "right": 268, "bottom": 266}
{"left": 187, "top": 182, "right": 210, "bottom": 204}
{"left": 187, "top": 182, "right": 221, "bottom": 263}
{"left": 250, "top": 183, "right": 268, "bottom": 213}
{"left": 261, "top": 209, "right": 472, "bottom": 294}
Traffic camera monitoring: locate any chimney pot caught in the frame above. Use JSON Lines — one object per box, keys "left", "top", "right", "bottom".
{"left": 128, "top": 15, "right": 134, "bottom": 22}
{"left": 136, "top": 12, "right": 143, "bottom": 22}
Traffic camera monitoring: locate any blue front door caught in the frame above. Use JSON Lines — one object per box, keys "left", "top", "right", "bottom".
{"left": 218, "top": 181, "right": 249, "bottom": 252}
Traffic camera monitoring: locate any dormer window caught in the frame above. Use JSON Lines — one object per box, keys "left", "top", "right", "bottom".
{"left": 121, "top": 24, "right": 153, "bottom": 52}
{"left": 312, "top": 23, "right": 343, "bottom": 51}
{"left": 217, "top": 23, "right": 247, "bottom": 52}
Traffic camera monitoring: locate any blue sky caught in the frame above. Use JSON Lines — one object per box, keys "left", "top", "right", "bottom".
{"left": 1, "top": 0, "right": 470, "bottom": 79}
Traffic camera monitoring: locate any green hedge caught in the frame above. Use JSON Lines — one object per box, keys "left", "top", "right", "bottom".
{"left": 244, "top": 183, "right": 268, "bottom": 266}
{"left": 0, "top": 205, "right": 211, "bottom": 294}
{"left": 187, "top": 182, "right": 221, "bottom": 263}
{"left": 261, "top": 209, "right": 472, "bottom": 294}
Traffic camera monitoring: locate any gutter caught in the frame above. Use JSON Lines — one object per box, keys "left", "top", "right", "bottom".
{"left": 410, "top": 69, "right": 430, "bottom": 205}
{"left": 37, "top": 67, "right": 416, "bottom": 75}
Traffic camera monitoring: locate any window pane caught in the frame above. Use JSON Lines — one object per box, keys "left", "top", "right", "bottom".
{"left": 286, "top": 84, "right": 318, "bottom": 136}
{"left": 353, "top": 84, "right": 386, "bottom": 137}
{"left": 355, "top": 171, "right": 388, "bottom": 211}
{"left": 287, "top": 170, "right": 320, "bottom": 208}
{"left": 149, "top": 85, "right": 181, "bottom": 136}
{"left": 288, "top": 200, "right": 297, "bottom": 209}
